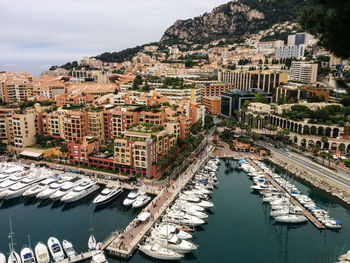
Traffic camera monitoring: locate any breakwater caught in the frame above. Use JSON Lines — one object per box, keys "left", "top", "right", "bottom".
{"left": 268, "top": 155, "right": 350, "bottom": 205}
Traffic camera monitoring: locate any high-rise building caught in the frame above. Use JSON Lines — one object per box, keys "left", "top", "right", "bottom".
{"left": 219, "top": 70, "right": 288, "bottom": 95}
{"left": 289, "top": 61, "right": 318, "bottom": 84}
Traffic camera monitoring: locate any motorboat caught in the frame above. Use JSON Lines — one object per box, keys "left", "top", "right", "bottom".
{"left": 0, "top": 252, "right": 5, "bottom": 263}
{"left": 61, "top": 180, "right": 100, "bottom": 203}
{"left": 139, "top": 242, "right": 183, "bottom": 261}
{"left": 324, "top": 219, "right": 342, "bottom": 229}
{"left": 37, "top": 180, "right": 67, "bottom": 199}
{"left": 34, "top": 242, "right": 50, "bottom": 263}
{"left": 178, "top": 193, "right": 200, "bottom": 203}
{"left": 123, "top": 189, "right": 140, "bottom": 206}
{"left": 174, "top": 200, "right": 205, "bottom": 212}
{"left": 23, "top": 178, "right": 57, "bottom": 197}
{"left": 20, "top": 246, "right": 36, "bottom": 263}
{"left": 88, "top": 234, "right": 97, "bottom": 251}
{"left": 62, "top": 240, "right": 76, "bottom": 257}
{"left": 50, "top": 179, "right": 82, "bottom": 201}
{"left": 152, "top": 224, "right": 192, "bottom": 240}
{"left": 150, "top": 234, "right": 197, "bottom": 253}
{"left": 164, "top": 210, "right": 205, "bottom": 226}
{"left": 90, "top": 250, "right": 108, "bottom": 263}
{"left": 132, "top": 194, "right": 151, "bottom": 208}
{"left": 47, "top": 237, "right": 64, "bottom": 262}
{"left": 172, "top": 205, "right": 208, "bottom": 219}
{"left": 274, "top": 214, "right": 308, "bottom": 223}
{"left": 92, "top": 185, "right": 123, "bottom": 205}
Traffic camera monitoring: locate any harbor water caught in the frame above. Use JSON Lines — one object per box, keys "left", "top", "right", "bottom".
{"left": 1, "top": 159, "right": 350, "bottom": 262}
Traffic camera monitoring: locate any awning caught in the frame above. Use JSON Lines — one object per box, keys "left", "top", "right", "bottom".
{"left": 137, "top": 212, "right": 150, "bottom": 222}
{"left": 20, "top": 151, "right": 43, "bottom": 158}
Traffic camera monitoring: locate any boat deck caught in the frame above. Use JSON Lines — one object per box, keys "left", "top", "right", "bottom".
{"left": 55, "top": 251, "right": 93, "bottom": 263}
{"left": 102, "top": 146, "right": 213, "bottom": 258}
{"left": 246, "top": 158, "right": 325, "bottom": 229}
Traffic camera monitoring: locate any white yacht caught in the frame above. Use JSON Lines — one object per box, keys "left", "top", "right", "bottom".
{"left": 174, "top": 200, "right": 204, "bottom": 211}
{"left": 47, "top": 237, "right": 64, "bottom": 262}
{"left": 139, "top": 242, "right": 183, "bottom": 261}
{"left": 23, "top": 178, "right": 57, "bottom": 197}
{"left": 34, "top": 242, "right": 50, "bottom": 263}
{"left": 152, "top": 224, "right": 192, "bottom": 240}
{"left": 123, "top": 190, "right": 140, "bottom": 206}
{"left": 1, "top": 176, "right": 47, "bottom": 200}
{"left": 150, "top": 235, "right": 197, "bottom": 253}
{"left": 88, "top": 234, "right": 97, "bottom": 251}
{"left": 0, "top": 252, "right": 5, "bottom": 263}
{"left": 324, "top": 219, "right": 342, "bottom": 229}
{"left": 132, "top": 194, "right": 151, "bottom": 208}
{"left": 50, "top": 179, "right": 82, "bottom": 201}
{"left": 274, "top": 214, "right": 308, "bottom": 223}
{"left": 37, "top": 180, "right": 67, "bottom": 199}
{"left": 92, "top": 185, "right": 123, "bottom": 205}
{"left": 164, "top": 210, "right": 205, "bottom": 226}
{"left": 90, "top": 250, "right": 107, "bottom": 263}
{"left": 0, "top": 176, "right": 23, "bottom": 194}
{"left": 62, "top": 240, "right": 76, "bottom": 257}
{"left": 61, "top": 180, "right": 100, "bottom": 203}
{"left": 172, "top": 205, "right": 208, "bottom": 219}
{"left": 20, "top": 246, "right": 36, "bottom": 263}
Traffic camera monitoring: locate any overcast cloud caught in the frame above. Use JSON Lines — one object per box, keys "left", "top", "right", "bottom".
{"left": 0, "top": 0, "right": 229, "bottom": 74}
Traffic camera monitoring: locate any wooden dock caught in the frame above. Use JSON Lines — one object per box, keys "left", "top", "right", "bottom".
{"left": 246, "top": 158, "right": 325, "bottom": 229}
{"left": 102, "top": 146, "right": 213, "bottom": 258}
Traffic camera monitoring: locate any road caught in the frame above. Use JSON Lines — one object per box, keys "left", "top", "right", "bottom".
{"left": 258, "top": 141, "right": 350, "bottom": 189}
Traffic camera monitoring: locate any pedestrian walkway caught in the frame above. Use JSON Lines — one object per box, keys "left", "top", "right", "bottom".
{"left": 103, "top": 146, "right": 213, "bottom": 258}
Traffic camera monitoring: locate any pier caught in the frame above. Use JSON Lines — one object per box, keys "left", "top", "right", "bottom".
{"left": 56, "top": 251, "right": 93, "bottom": 263}
{"left": 101, "top": 145, "right": 213, "bottom": 258}
{"left": 246, "top": 158, "right": 325, "bottom": 229}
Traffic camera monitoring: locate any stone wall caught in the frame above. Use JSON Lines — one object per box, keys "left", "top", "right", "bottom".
{"left": 268, "top": 155, "right": 350, "bottom": 205}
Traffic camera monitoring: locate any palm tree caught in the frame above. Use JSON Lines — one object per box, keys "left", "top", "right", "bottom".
{"left": 321, "top": 136, "right": 328, "bottom": 150}
{"left": 320, "top": 151, "right": 327, "bottom": 165}
{"left": 339, "top": 143, "right": 346, "bottom": 154}
{"left": 327, "top": 151, "right": 333, "bottom": 167}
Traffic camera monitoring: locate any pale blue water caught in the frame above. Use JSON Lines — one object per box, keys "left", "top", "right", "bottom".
{"left": 0, "top": 159, "right": 349, "bottom": 262}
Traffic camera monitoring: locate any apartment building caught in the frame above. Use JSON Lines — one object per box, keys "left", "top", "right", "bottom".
{"left": 289, "top": 61, "right": 318, "bottom": 84}
{"left": 63, "top": 111, "right": 88, "bottom": 142}
{"left": 155, "top": 87, "right": 201, "bottom": 103}
{"left": 38, "top": 112, "right": 61, "bottom": 138}
{"left": 219, "top": 69, "right": 288, "bottom": 96}
{"left": 10, "top": 110, "right": 36, "bottom": 148}
{"left": 202, "top": 96, "right": 221, "bottom": 115}
{"left": 87, "top": 111, "right": 105, "bottom": 142}
{"left": 56, "top": 91, "right": 94, "bottom": 107}
{"left": 0, "top": 108, "right": 15, "bottom": 144}
{"left": 0, "top": 72, "right": 33, "bottom": 103}
{"left": 275, "top": 45, "right": 306, "bottom": 59}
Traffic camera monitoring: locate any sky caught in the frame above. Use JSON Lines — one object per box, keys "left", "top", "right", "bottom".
{"left": 0, "top": 0, "right": 230, "bottom": 76}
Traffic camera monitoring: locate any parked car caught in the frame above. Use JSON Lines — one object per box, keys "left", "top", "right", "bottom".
{"left": 55, "top": 165, "right": 64, "bottom": 171}
{"left": 283, "top": 148, "right": 290, "bottom": 152}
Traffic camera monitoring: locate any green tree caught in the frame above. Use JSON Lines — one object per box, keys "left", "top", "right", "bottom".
{"left": 298, "top": 0, "right": 350, "bottom": 58}
{"left": 132, "top": 76, "right": 143, "bottom": 89}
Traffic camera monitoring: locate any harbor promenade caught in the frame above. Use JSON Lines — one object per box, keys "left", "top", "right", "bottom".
{"left": 56, "top": 251, "right": 93, "bottom": 263}
{"left": 103, "top": 145, "right": 213, "bottom": 258}
{"left": 246, "top": 158, "right": 325, "bottom": 229}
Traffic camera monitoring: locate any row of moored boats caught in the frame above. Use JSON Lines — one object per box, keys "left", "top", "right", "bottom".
{"left": 239, "top": 158, "right": 342, "bottom": 229}
{"left": 138, "top": 157, "right": 220, "bottom": 261}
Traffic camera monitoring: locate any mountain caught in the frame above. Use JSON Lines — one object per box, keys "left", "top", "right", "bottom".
{"left": 160, "top": 0, "right": 307, "bottom": 44}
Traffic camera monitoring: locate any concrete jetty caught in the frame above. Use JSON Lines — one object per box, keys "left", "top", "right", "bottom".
{"left": 102, "top": 146, "right": 213, "bottom": 258}
{"left": 246, "top": 158, "right": 325, "bottom": 229}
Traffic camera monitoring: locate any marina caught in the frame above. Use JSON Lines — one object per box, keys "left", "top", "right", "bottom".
{"left": 0, "top": 157, "right": 350, "bottom": 262}
{"left": 246, "top": 158, "right": 326, "bottom": 229}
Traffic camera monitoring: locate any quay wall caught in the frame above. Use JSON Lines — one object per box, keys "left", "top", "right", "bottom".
{"left": 268, "top": 154, "right": 350, "bottom": 205}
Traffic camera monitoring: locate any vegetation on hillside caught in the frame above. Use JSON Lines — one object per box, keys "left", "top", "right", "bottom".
{"left": 299, "top": 0, "right": 350, "bottom": 58}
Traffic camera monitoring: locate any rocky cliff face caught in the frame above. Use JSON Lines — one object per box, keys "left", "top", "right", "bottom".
{"left": 160, "top": 0, "right": 306, "bottom": 44}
